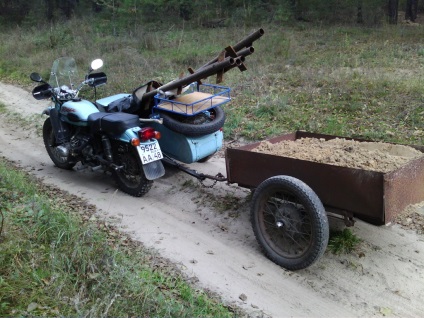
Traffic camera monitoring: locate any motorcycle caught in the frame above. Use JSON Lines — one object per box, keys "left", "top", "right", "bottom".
{"left": 30, "top": 57, "right": 165, "bottom": 197}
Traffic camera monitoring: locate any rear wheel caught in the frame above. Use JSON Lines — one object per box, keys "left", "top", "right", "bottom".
{"left": 251, "top": 176, "right": 329, "bottom": 270}
{"left": 113, "top": 146, "right": 152, "bottom": 197}
{"left": 42, "top": 118, "right": 76, "bottom": 170}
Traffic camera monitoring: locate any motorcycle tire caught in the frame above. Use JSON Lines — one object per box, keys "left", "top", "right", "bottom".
{"left": 42, "top": 118, "right": 76, "bottom": 170}
{"left": 112, "top": 146, "right": 152, "bottom": 197}
{"left": 158, "top": 106, "right": 226, "bottom": 137}
{"left": 250, "top": 175, "right": 329, "bottom": 271}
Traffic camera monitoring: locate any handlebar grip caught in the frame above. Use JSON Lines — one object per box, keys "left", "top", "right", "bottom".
{"left": 34, "top": 89, "right": 51, "bottom": 96}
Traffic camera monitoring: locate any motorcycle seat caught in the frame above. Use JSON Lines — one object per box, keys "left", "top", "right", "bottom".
{"left": 88, "top": 112, "right": 140, "bottom": 134}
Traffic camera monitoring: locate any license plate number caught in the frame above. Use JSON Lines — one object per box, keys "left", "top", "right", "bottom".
{"left": 137, "top": 141, "right": 163, "bottom": 164}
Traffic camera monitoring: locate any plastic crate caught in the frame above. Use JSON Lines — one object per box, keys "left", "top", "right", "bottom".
{"left": 153, "top": 83, "right": 231, "bottom": 116}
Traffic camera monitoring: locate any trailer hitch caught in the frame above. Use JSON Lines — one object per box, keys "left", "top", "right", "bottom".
{"left": 162, "top": 155, "right": 227, "bottom": 187}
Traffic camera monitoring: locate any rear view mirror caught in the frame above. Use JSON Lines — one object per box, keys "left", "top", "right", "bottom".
{"left": 30, "top": 72, "right": 43, "bottom": 82}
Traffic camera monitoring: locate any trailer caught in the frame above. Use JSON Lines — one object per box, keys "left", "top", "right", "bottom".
{"left": 166, "top": 131, "right": 424, "bottom": 270}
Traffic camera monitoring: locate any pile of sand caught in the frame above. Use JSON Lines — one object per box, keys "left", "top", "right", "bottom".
{"left": 253, "top": 137, "right": 423, "bottom": 173}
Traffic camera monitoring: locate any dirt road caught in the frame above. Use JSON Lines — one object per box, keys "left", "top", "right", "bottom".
{"left": 1, "top": 82, "right": 423, "bottom": 317}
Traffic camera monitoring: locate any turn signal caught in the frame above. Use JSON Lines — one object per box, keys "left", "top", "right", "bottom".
{"left": 139, "top": 127, "right": 161, "bottom": 141}
{"left": 131, "top": 138, "right": 140, "bottom": 146}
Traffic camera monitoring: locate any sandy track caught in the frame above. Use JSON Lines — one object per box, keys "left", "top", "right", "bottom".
{"left": 1, "top": 82, "right": 423, "bottom": 317}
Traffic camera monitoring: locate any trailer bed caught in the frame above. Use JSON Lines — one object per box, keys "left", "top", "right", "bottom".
{"left": 225, "top": 131, "right": 424, "bottom": 225}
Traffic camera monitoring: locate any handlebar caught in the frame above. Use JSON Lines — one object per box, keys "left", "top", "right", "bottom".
{"left": 33, "top": 89, "right": 51, "bottom": 97}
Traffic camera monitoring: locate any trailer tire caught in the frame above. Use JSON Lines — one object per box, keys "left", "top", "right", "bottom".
{"left": 158, "top": 106, "right": 225, "bottom": 137}
{"left": 251, "top": 176, "right": 329, "bottom": 270}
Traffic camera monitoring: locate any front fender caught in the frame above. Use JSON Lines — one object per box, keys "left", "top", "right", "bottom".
{"left": 41, "top": 106, "right": 54, "bottom": 116}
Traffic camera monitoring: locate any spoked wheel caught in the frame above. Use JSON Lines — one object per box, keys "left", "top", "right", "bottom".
{"left": 251, "top": 176, "right": 329, "bottom": 270}
{"left": 113, "top": 147, "right": 152, "bottom": 197}
{"left": 42, "top": 118, "right": 76, "bottom": 170}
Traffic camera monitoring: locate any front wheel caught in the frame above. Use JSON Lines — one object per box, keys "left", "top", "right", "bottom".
{"left": 251, "top": 176, "right": 329, "bottom": 270}
{"left": 42, "top": 118, "right": 76, "bottom": 170}
{"left": 112, "top": 146, "right": 152, "bottom": 197}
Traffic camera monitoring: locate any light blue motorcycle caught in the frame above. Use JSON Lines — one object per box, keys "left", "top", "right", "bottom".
{"left": 30, "top": 57, "right": 165, "bottom": 197}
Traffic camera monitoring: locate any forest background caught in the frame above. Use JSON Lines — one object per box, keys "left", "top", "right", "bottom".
{"left": 0, "top": 0, "right": 422, "bottom": 27}
{"left": 0, "top": 0, "right": 423, "bottom": 144}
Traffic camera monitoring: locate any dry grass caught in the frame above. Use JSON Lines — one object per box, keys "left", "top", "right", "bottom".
{"left": 0, "top": 20, "right": 423, "bottom": 145}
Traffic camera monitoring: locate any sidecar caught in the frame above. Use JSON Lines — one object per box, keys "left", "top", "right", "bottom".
{"left": 97, "top": 82, "right": 229, "bottom": 164}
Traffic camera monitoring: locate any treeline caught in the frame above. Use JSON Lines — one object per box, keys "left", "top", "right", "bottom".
{"left": 0, "top": 0, "right": 421, "bottom": 28}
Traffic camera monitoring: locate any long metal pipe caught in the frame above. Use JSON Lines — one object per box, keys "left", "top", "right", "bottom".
{"left": 222, "top": 47, "right": 254, "bottom": 74}
{"left": 199, "top": 28, "right": 264, "bottom": 69}
{"left": 141, "top": 57, "right": 237, "bottom": 100}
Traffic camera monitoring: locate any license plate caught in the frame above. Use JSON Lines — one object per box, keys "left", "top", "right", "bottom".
{"left": 136, "top": 140, "right": 163, "bottom": 165}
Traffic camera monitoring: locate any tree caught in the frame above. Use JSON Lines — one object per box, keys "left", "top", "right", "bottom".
{"left": 357, "top": 0, "right": 364, "bottom": 23}
{"left": 405, "top": 0, "right": 418, "bottom": 22}
{"left": 387, "top": 0, "right": 398, "bottom": 24}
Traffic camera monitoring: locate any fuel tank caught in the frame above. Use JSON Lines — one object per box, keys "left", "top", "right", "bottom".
{"left": 60, "top": 99, "right": 99, "bottom": 126}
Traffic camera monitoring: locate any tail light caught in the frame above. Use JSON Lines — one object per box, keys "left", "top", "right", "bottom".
{"left": 138, "top": 127, "right": 161, "bottom": 142}
{"left": 131, "top": 138, "right": 140, "bottom": 146}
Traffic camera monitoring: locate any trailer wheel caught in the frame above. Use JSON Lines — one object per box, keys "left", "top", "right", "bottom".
{"left": 158, "top": 106, "right": 225, "bottom": 137}
{"left": 251, "top": 176, "right": 329, "bottom": 270}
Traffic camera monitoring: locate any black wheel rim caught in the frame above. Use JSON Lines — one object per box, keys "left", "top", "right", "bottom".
{"left": 116, "top": 152, "right": 142, "bottom": 188}
{"left": 258, "top": 189, "right": 313, "bottom": 259}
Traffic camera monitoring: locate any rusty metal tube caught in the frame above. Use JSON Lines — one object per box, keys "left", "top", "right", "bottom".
{"left": 222, "top": 47, "right": 255, "bottom": 74}
{"left": 235, "top": 46, "right": 255, "bottom": 58}
{"left": 141, "top": 57, "right": 236, "bottom": 100}
{"left": 199, "top": 28, "right": 264, "bottom": 69}
{"left": 232, "top": 28, "right": 264, "bottom": 52}
{"left": 223, "top": 56, "right": 245, "bottom": 74}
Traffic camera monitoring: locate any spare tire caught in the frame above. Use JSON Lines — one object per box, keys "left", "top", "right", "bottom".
{"left": 159, "top": 106, "right": 226, "bottom": 137}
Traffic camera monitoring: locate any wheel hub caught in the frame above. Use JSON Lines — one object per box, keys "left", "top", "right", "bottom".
{"left": 276, "top": 220, "right": 285, "bottom": 228}
{"left": 278, "top": 202, "right": 301, "bottom": 232}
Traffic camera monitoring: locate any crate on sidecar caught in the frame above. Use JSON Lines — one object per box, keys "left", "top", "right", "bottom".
{"left": 153, "top": 83, "right": 231, "bottom": 116}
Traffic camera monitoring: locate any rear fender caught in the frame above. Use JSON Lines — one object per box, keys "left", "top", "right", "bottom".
{"left": 111, "top": 127, "right": 141, "bottom": 143}
{"left": 143, "top": 159, "right": 165, "bottom": 180}
{"left": 110, "top": 127, "right": 165, "bottom": 180}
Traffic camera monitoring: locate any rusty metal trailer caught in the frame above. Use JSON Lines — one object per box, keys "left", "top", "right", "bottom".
{"left": 222, "top": 131, "right": 424, "bottom": 270}
{"left": 226, "top": 131, "right": 424, "bottom": 225}
{"left": 166, "top": 131, "right": 424, "bottom": 270}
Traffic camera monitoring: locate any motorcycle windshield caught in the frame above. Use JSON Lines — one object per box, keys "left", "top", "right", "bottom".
{"left": 48, "top": 57, "right": 79, "bottom": 90}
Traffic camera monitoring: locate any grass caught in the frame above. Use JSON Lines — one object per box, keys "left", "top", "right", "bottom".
{"left": 0, "top": 158, "right": 235, "bottom": 317}
{"left": 327, "top": 228, "right": 362, "bottom": 255}
{"left": 1, "top": 21, "right": 423, "bottom": 146}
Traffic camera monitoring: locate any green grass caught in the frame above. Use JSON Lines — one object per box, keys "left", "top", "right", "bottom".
{"left": 0, "top": 21, "right": 423, "bottom": 145}
{"left": 327, "top": 228, "right": 362, "bottom": 255}
{"left": 0, "top": 159, "right": 235, "bottom": 317}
